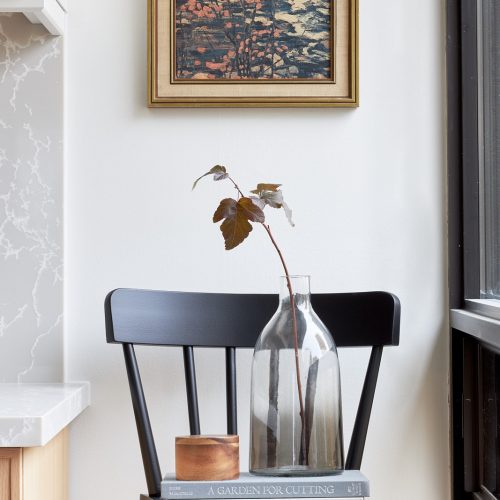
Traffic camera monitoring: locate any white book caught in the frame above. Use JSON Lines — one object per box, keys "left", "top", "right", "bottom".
{"left": 161, "top": 471, "right": 369, "bottom": 499}
{"left": 142, "top": 497, "right": 365, "bottom": 500}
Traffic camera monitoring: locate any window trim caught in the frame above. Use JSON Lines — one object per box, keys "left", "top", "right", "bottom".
{"left": 447, "top": 0, "right": 465, "bottom": 310}
{"left": 465, "top": 299, "right": 500, "bottom": 321}
{"left": 451, "top": 308, "right": 500, "bottom": 353}
{"left": 460, "top": 0, "right": 481, "bottom": 300}
{"left": 448, "top": 0, "right": 500, "bottom": 499}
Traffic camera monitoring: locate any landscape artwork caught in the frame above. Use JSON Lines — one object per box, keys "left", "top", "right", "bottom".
{"left": 173, "top": 0, "right": 333, "bottom": 81}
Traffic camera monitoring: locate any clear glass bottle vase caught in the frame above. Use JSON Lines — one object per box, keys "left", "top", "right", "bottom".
{"left": 250, "top": 275, "right": 344, "bottom": 476}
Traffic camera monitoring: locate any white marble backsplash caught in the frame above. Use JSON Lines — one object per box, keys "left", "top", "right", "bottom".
{"left": 0, "top": 14, "right": 63, "bottom": 382}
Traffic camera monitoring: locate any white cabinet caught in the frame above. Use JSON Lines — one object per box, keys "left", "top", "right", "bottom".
{"left": 0, "top": 0, "right": 66, "bottom": 35}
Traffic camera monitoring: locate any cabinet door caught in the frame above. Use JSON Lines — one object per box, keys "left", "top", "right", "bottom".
{"left": 23, "top": 429, "right": 68, "bottom": 500}
{"left": 0, "top": 449, "right": 22, "bottom": 500}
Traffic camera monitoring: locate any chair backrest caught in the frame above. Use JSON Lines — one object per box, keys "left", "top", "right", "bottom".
{"left": 105, "top": 288, "right": 400, "bottom": 498}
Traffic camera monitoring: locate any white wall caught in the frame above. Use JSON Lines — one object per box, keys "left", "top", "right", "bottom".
{"left": 0, "top": 14, "right": 63, "bottom": 383}
{"left": 65, "top": 1, "right": 449, "bottom": 499}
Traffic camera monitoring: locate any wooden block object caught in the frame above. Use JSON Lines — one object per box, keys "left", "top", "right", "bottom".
{"left": 175, "top": 435, "right": 239, "bottom": 481}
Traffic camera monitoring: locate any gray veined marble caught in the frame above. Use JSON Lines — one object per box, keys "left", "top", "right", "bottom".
{"left": 0, "top": 13, "right": 63, "bottom": 382}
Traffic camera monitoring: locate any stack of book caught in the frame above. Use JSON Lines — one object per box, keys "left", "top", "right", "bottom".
{"left": 161, "top": 471, "right": 370, "bottom": 500}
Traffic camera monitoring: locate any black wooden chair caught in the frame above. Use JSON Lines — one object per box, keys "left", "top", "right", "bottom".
{"left": 105, "top": 288, "right": 400, "bottom": 500}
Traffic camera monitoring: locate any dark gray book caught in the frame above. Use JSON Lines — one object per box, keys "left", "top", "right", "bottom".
{"left": 161, "top": 471, "right": 369, "bottom": 499}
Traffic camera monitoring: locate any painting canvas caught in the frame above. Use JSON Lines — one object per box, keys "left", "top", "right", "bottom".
{"left": 173, "top": 0, "right": 333, "bottom": 81}
{"left": 149, "top": 0, "right": 357, "bottom": 107}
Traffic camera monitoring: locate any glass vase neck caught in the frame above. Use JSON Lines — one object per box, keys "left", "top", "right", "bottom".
{"left": 279, "top": 275, "right": 311, "bottom": 308}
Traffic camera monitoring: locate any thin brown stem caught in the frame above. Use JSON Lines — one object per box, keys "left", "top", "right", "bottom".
{"left": 261, "top": 223, "right": 307, "bottom": 465}
{"left": 227, "top": 174, "right": 308, "bottom": 465}
{"left": 228, "top": 176, "right": 244, "bottom": 199}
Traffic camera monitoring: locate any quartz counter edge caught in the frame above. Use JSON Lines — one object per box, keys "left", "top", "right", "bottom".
{"left": 0, "top": 382, "right": 90, "bottom": 447}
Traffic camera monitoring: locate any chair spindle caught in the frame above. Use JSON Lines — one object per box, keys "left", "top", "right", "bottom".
{"left": 183, "top": 345, "right": 201, "bottom": 435}
{"left": 346, "top": 345, "right": 384, "bottom": 470}
{"left": 123, "top": 343, "right": 162, "bottom": 497}
{"left": 225, "top": 347, "right": 238, "bottom": 435}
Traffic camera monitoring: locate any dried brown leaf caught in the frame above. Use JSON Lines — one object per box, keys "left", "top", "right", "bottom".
{"left": 192, "top": 165, "right": 229, "bottom": 190}
{"left": 237, "top": 197, "right": 265, "bottom": 223}
{"left": 250, "top": 183, "right": 281, "bottom": 194}
{"left": 212, "top": 197, "right": 265, "bottom": 250}
{"left": 213, "top": 198, "right": 237, "bottom": 223}
{"left": 219, "top": 215, "right": 253, "bottom": 250}
{"left": 250, "top": 183, "right": 294, "bottom": 226}
{"left": 259, "top": 190, "right": 283, "bottom": 209}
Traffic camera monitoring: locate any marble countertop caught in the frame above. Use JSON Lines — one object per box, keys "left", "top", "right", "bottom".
{"left": 0, "top": 382, "right": 90, "bottom": 447}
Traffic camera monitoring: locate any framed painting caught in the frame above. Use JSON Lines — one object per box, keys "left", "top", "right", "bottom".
{"left": 148, "top": 0, "right": 358, "bottom": 107}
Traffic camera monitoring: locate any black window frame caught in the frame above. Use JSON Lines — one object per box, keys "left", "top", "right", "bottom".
{"left": 448, "top": 1, "right": 500, "bottom": 499}
{"left": 448, "top": 0, "right": 481, "bottom": 309}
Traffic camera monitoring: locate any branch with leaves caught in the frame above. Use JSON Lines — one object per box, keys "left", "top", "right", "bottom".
{"left": 193, "top": 165, "right": 309, "bottom": 465}
{"left": 192, "top": 166, "right": 294, "bottom": 246}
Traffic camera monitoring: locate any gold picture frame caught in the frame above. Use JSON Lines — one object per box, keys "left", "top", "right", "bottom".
{"left": 148, "top": 0, "right": 358, "bottom": 108}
